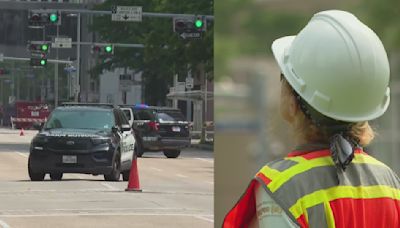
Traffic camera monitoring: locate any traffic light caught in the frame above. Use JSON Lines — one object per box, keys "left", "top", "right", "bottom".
{"left": 28, "top": 43, "right": 50, "bottom": 54}
{"left": 28, "top": 10, "right": 61, "bottom": 27}
{"left": 91, "top": 44, "right": 114, "bottom": 55}
{"left": 173, "top": 18, "right": 192, "bottom": 33}
{"left": 194, "top": 16, "right": 206, "bottom": 32}
{"left": 30, "top": 56, "right": 47, "bottom": 67}
{"left": 0, "top": 68, "right": 10, "bottom": 75}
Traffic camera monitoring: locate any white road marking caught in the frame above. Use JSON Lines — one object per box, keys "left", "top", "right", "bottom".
{"left": 194, "top": 158, "right": 213, "bottom": 163}
{"left": 100, "top": 183, "right": 119, "bottom": 191}
{"left": 16, "top": 152, "right": 28, "bottom": 158}
{"left": 175, "top": 174, "right": 188, "bottom": 178}
{"left": 0, "top": 213, "right": 213, "bottom": 219}
{"left": 0, "top": 219, "right": 10, "bottom": 228}
{"left": 150, "top": 167, "right": 163, "bottom": 172}
{"left": 194, "top": 215, "right": 214, "bottom": 223}
{"left": 205, "top": 181, "right": 213, "bottom": 185}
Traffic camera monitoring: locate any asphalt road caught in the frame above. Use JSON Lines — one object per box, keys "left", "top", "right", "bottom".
{"left": 0, "top": 128, "right": 214, "bottom": 228}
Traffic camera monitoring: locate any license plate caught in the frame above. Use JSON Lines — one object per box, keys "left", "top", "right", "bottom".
{"left": 62, "top": 155, "right": 77, "bottom": 164}
{"left": 172, "top": 126, "right": 181, "bottom": 132}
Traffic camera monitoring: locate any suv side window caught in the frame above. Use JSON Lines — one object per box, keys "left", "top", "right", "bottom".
{"left": 114, "top": 109, "right": 122, "bottom": 126}
{"left": 135, "top": 110, "right": 154, "bottom": 120}
{"left": 118, "top": 110, "right": 129, "bottom": 125}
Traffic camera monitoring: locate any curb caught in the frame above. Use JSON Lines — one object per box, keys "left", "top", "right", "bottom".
{"left": 190, "top": 143, "right": 213, "bottom": 151}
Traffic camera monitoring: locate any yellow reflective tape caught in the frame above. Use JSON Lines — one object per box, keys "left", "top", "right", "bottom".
{"left": 268, "top": 153, "right": 388, "bottom": 193}
{"left": 285, "top": 156, "right": 307, "bottom": 163}
{"left": 353, "top": 153, "right": 389, "bottom": 168}
{"left": 289, "top": 185, "right": 400, "bottom": 219}
{"left": 268, "top": 157, "right": 334, "bottom": 192}
{"left": 324, "top": 201, "right": 335, "bottom": 228}
{"left": 258, "top": 165, "right": 281, "bottom": 180}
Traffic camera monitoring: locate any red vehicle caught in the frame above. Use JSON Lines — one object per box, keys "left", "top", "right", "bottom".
{"left": 12, "top": 101, "right": 51, "bottom": 129}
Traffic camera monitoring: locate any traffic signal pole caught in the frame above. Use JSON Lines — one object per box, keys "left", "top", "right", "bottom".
{"left": 75, "top": 13, "right": 80, "bottom": 102}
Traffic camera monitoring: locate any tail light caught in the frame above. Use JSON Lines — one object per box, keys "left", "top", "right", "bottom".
{"left": 147, "top": 121, "right": 159, "bottom": 131}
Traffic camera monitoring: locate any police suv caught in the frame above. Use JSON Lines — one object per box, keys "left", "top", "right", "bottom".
{"left": 28, "top": 103, "right": 135, "bottom": 181}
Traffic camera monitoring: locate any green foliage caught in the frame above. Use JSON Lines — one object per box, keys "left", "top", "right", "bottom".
{"left": 91, "top": 0, "right": 213, "bottom": 105}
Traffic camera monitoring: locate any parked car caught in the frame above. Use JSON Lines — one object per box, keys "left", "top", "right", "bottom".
{"left": 121, "top": 104, "right": 190, "bottom": 158}
{"left": 28, "top": 103, "right": 135, "bottom": 181}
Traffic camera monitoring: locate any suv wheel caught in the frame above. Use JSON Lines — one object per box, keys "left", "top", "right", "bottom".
{"left": 28, "top": 157, "right": 45, "bottom": 181}
{"left": 104, "top": 154, "right": 121, "bottom": 181}
{"left": 163, "top": 150, "right": 181, "bottom": 158}
{"left": 50, "top": 172, "right": 63, "bottom": 181}
{"left": 135, "top": 142, "right": 144, "bottom": 157}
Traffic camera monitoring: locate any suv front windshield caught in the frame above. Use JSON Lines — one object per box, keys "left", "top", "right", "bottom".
{"left": 45, "top": 109, "right": 115, "bottom": 130}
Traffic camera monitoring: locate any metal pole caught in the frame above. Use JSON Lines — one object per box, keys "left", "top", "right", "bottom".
{"left": 55, "top": 25, "right": 59, "bottom": 107}
{"left": 75, "top": 13, "right": 81, "bottom": 102}
{"left": 204, "top": 73, "right": 207, "bottom": 140}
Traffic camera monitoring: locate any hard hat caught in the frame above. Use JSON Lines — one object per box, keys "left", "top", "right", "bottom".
{"left": 272, "top": 10, "right": 390, "bottom": 122}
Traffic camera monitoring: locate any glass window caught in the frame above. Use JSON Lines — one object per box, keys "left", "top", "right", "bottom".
{"left": 156, "top": 110, "right": 186, "bottom": 122}
{"left": 45, "top": 109, "right": 115, "bottom": 130}
{"left": 123, "top": 109, "right": 132, "bottom": 120}
{"left": 134, "top": 110, "right": 155, "bottom": 120}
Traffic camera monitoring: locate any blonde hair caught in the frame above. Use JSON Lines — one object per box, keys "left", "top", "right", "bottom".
{"left": 282, "top": 80, "right": 375, "bottom": 146}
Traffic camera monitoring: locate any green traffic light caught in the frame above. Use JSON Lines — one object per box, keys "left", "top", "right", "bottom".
{"left": 49, "top": 13, "right": 58, "bottom": 23}
{"left": 195, "top": 19, "right": 203, "bottom": 28}
{"left": 41, "top": 44, "right": 48, "bottom": 51}
{"left": 105, "top": 46, "right": 113, "bottom": 53}
{"left": 40, "top": 59, "right": 47, "bottom": 66}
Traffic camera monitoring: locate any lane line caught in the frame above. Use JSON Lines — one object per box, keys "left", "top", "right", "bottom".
{"left": 100, "top": 183, "right": 119, "bottom": 191}
{"left": 194, "top": 215, "right": 214, "bottom": 223}
{"left": 194, "top": 158, "right": 213, "bottom": 163}
{"left": 175, "top": 174, "right": 188, "bottom": 178}
{"left": 0, "top": 213, "right": 213, "bottom": 218}
{"left": 16, "top": 152, "right": 28, "bottom": 158}
{"left": 0, "top": 219, "right": 10, "bottom": 228}
{"left": 150, "top": 167, "right": 163, "bottom": 172}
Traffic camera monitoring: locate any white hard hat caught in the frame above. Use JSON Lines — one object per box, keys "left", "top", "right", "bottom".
{"left": 272, "top": 10, "right": 390, "bottom": 122}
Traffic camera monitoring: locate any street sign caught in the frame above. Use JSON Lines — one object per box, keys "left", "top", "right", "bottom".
{"left": 180, "top": 32, "right": 201, "bottom": 39}
{"left": 52, "top": 37, "right": 72, "bottom": 48}
{"left": 185, "top": 77, "right": 194, "bottom": 89}
{"left": 111, "top": 6, "right": 142, "bottom": 22}
{"left": 0, "top": 53, "right": 3, "bottom": 62}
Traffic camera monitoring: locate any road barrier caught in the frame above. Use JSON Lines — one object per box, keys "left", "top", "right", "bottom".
{"left": 11, "top": 117, "right": 47, "bottom": 129}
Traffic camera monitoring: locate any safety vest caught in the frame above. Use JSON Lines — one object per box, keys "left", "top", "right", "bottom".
{"left": 223, "top": 148, "right": 400, "bottom": 228}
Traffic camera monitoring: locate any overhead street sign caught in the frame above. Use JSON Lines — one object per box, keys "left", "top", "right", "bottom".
{"left": 52, "top": 37, "right": 72, "bottom": 48}
{"left": 111, "top": 6, "right": 142, "bottom": 22}
{"left": 180, "top": 32, "right": 201, "bottom": 39}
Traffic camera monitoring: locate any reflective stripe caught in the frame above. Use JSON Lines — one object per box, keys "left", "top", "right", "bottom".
{"left": 267, "top": 157, "right": 334, "bottom": 192}
{"left": 258, "top": 165, "right": 281, "bottom": 181}
{"left": 323, "top": 202, "right": 335, "bottom": 228}
{"left": 268, "top": 159, "right": 299, "bottom": 172}
{"left": 289, "top": 185, "right": 400, "bottom": 219}
{"left": 263, "top": 153, "right": 389, "bottom": 193}
{"left": 270, "top": 162, "right": 400, "bottom": 210}
{"left": 307, "top": 203, "right": 327, "bottom": 228}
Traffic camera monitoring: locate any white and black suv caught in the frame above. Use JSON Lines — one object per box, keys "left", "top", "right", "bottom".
{"left": 29, "top": 103, "right": 135, "bottom": 181}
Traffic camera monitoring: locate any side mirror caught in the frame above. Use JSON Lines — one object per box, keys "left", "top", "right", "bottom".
{"left": 33, "top": 122, "right": 43, "bottom": 131}
{"left": 121, "top": 124, "right": 131, "bottom": 132}
{"left": 111, "top": 126, "right": 119, "bottom": 134}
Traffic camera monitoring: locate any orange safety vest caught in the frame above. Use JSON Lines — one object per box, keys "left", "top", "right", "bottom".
{"left": 223, "top": 148, "right": 400, "bottom": 228}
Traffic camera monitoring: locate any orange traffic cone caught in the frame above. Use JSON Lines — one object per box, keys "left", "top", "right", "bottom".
{"left": 20, "top": 128, "right": 25, "bottom": 136}
{"left": 125, "top": 157, "right": 142, "bottom": 192}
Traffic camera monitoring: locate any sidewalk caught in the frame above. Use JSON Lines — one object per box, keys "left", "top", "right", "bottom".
{"left": 190, "top": 139, "right": 214, "bottom": 151}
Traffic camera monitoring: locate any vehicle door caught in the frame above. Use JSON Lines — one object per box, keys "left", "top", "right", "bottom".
{"left": 117, "top": 110, "right": 135, "bottom": 163}
{"left": 121, "top": 108, "right": 133, "bottom": 127}
{"left": 132, "top": 109, "right": 156, "bottom": 138}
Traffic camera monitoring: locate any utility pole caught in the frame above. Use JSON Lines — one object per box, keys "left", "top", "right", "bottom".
{"left": 54, "top": 24, "right": 59, "bottom": 107}
{"left": 75, "top": 13, "right": 81, "bottom": 102}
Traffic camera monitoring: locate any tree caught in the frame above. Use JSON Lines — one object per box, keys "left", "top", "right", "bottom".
{"left": 91, "top": 0, "right": 213, "bottom": 105}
